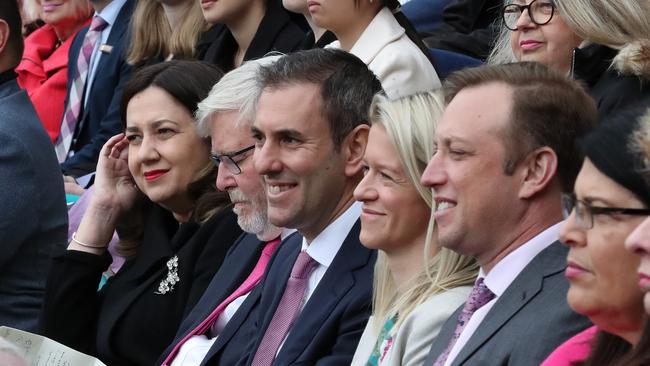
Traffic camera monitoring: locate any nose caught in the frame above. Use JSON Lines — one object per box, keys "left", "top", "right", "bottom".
{"left": 253, "top": 141, "right": 282, "bottom": 177}
{"left": 353, "top": 172, "right": 378, "bottom": 202}
{"left": 136, "top": 135, "right": 159, "bottom": 164}
{"left": 559, "top": 211, "right": 586, "bottom": 248}
{"left": 216, "top": 163, "right": 237, "bottom": 191}
{"left": 625, "top": 216, "right": 650, "bottom": 256}
{"left": 420, "top": 152, "right": 446, "bottom": 189}
{"left": 515, "top": 6, "right": 536, "bottom": 29}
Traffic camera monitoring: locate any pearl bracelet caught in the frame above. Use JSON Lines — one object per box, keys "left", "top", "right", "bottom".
{"left": 71, "top": 232, "right": 107, "bottom": 249}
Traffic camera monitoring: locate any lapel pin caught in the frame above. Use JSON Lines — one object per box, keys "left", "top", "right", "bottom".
{"left": 100, "top": 44, "right": 113, "bottom": 54}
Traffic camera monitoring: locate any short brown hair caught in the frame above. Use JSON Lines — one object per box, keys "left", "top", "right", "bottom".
{"left": 443, "top": 62, "right": 598, "bottom": 192}
{"left": 256, "top": 48, "right": 383, "bottom": 149}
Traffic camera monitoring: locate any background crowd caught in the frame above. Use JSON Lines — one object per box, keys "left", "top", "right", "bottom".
{"left": 1, "top": 0, "right": 650, "bottom": 365}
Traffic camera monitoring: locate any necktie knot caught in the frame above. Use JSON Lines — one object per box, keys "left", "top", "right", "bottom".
{"left": 90, "top": 16, "right": 108, "bottom": 32}
{"left": 291, "top": 251, "right": 317, "bottom": 279}
{"left": 464, "top": 278, "right": 495, "bottom": 314}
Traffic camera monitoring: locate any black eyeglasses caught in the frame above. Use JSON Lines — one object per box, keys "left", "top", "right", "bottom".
{"left": 210, "top": 145, "right": 255, "bottom": 175}
{"left": 561, "top": 193, "right": 650, "bottom": 230}
{"left": 502, "top": 0, "right": 555, "bottom": 31}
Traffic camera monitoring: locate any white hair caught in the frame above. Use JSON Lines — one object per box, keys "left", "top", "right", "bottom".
{"left": 195, "top": 55, "right": 282, "bottom": 137}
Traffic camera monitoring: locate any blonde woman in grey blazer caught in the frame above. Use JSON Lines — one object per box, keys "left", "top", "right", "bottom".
{"left": 351, "top": 92, "right": 477, "bottom": 366}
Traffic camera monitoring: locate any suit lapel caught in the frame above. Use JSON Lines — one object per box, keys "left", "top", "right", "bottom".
{"left": 451, "top": 242, "right": 568, "bottom": 366}
{"left": 276, "top": 221, "right": 373, "bottom": 364}
{"left": 79, "top": 0, "right": 132, "bottom": 122}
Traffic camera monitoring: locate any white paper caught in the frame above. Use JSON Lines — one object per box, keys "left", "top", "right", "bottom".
{"left": 0, "top": 326, "right": 106, "bottom": 366}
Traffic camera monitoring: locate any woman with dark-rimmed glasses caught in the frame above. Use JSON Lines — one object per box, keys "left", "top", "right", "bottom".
{"left": 490, "top": 0, "right": 650, "bottom": 116}
{"left": 541, "top": 103, "right": 650, "bottom": 366}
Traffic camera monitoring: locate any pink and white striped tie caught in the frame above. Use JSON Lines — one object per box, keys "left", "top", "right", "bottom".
{"left": 54, "top": 16, "right": 108, "bottom": 162}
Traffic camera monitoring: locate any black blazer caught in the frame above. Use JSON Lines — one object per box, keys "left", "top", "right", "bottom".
{"left": 240, "top": 220, "right": 376, "bottom": 365}
{"left": 197, "top": 0, "right": 307, "bottom": 72}
{"left": 60, "top": 0, "right": 134, "bottom": 177}
{"left": 41, "top": 205, "right": 243, "bottom": 366}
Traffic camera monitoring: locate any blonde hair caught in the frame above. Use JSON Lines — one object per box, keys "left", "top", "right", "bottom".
{"left": 127, "top": 0, "right": 208, "bottom": 65}
{"left": 556, "top": 0, "right": 650, "bottom": 78}
{"left": 21, "top": 0, "right": 41, "bottom": 22}
{"left": 369, "top": 91, "right": 478, "bottom": 332}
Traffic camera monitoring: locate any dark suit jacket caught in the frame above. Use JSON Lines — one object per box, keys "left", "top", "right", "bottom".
{"left": 157, "top": 232, "right": 282, "bottom": 365}
{"left": 423, "top": 241, "right": 592, "bottom": 366}
{"left": 0, "top": 74, "right": 67, "bottom": 332}
{"left": 197, "top": 0, "right": 307, "bottom": 72}
{"left": 239, "top": 220, "right": 376, "bottom": 366}
{"left": 60, "top": 0, "right": 134, "bottom": 177}
{"left": 41, "top": 205, "right": 242, "bottom": 366}
{"left": 422, "top": 0, "right": 501, "bottom": 60}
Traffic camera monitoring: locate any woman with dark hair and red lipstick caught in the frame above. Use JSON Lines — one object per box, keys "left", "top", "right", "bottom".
{"left": 541, "top": 103, "right": 650, "bottom": 366}
{"left": 40, "top": 60, "right": 243, "bottom": 366}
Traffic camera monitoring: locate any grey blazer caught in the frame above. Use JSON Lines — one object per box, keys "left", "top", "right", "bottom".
{"left": 351, "top": 286, "right": 472, "bottom": 366}
{"left": 423, "top": 241, "right": 592, "bottom": 366}
{"left": 0, "top": 76, "right": 68, "bottom": 331}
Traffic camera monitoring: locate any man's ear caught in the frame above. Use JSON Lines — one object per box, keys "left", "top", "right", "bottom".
{"left": 518, "top": 146, "right": 558, "bottom": 199}
{"left": 0, "top": 20, "right": 9, "bottom": 57}
{"left": 342, "top": 124, "right": 370, "bottom": 177}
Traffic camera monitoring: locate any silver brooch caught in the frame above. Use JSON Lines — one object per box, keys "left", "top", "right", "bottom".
{"left": 155, "top": 255, "right": 180, "bottom": 295}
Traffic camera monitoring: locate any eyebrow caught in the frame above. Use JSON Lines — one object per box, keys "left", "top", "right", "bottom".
{"left": 125, "top": 119, "right": 181, "bottom": 133}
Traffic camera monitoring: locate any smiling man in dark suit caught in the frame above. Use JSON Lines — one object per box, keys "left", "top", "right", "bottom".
{"left": 237, "top": 48, "right": 381, "bottom": 366}
{"left": 58, "top": 0, "right": 134, "bottom": 187}
{"left": 420, "top": 63, "right": 595, "bottom": 366}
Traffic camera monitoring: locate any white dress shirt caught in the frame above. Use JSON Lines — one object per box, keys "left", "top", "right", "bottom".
{"left": 84, "top": 0, "right": 127, "bottom": 107}
{"left": 442, "top": 222, "right": 563, "bottom": 366}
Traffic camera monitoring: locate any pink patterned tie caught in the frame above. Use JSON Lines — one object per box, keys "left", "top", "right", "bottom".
{"left": 432, "top": 278, "right": 495, "bottom": 366}
{"left": 55, "top": 16, "right": 108, "bottom": 162}
{"left": 251, "top": 251, "right": 318, "bottom": 366}
{"left": 160, "top": 237, "right": 282, "bottom": 366}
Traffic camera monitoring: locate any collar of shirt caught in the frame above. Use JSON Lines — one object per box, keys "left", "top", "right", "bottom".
{"left": 300, "top": 201, "right": 362, "bottom": 268}
{"left": 94, "top": 0, "right": 127, "bottom": 28}
{"left": 480, "top": 221, "right": 563, "bottom": 297}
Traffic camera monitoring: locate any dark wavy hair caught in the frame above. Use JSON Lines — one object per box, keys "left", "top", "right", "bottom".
{"left": 116, "top": 60, "right": 228, "bottom": 257}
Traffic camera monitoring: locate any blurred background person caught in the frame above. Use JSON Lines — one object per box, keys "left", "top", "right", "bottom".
{"left": 16, "top": 0, "right": 92, "bottom": 142}
{"left": 311, "top": 0, "right": 440, "bottom": 98}
{"left": 282, "top": 0, "right": 335, "bottom": 48}
{"left": 127, "top": 0, "right": 208, "bottom": 68}
{"left": 490, "top": 0, "right": 650, "bottom": 116}
{"left": 0, "top": 0, "right": 67, "bottom": 333}
{"left": 57, "top": 0, "right": 134, "bottom": 184}
{"left": 351, "top": 91, "right": 477, "bottom": 366}
{"left": 543, "top": 104, "right": 650, "bottom": 365}
{"left": 197, "top": 0, "right": 306, "bottom": 72}
{"left": 41, "top": 61, "right": 242, "bottom": 366}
